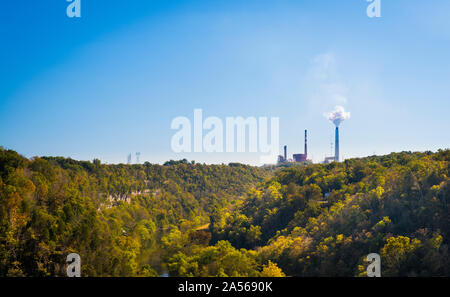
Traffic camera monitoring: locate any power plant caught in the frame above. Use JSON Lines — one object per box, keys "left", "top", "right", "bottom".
{"left": 293, "top": 130, "right": 308, "bottom": 162}
{"left": 277, "top": 106, "right": 350, "bottom": 165}
{"left": 278, "top": 129, "right": 310, "bottom": 164}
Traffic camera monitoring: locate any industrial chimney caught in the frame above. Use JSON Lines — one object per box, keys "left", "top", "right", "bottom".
{"left": 325, "top": 106, "right": 350, "bottom": 163}
{"left": 335, "top": 127, "right": 339, "bottom": 162}
{"left": 304, "top": 130, "right": 308, "bottom": 158}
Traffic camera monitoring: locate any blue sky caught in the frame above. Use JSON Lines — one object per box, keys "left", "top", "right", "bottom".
{"left": 0, "top": 0, "right": 449, "bottom": 165}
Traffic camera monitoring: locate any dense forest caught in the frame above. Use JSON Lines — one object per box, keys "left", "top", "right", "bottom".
{"left": 0, "top": 147, "right": 448, "bottom": 276}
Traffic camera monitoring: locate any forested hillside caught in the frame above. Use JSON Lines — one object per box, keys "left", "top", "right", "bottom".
{"left": 208, "top": 150, "right": 449, "bottom": 276}
{"left": 0, "top": 149, "right": 268, "bottom": 276}
{"left": 0, "top": 147, "right": 448, "bottom": 276}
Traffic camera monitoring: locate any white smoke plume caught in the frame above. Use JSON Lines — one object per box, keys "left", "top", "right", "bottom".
{"left": 325, "top": 106, "right": 350, "bottom": 126}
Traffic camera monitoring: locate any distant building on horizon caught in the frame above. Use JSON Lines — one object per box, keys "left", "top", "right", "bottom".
{"left": 278, "top": 129, "right": 311, "bottom": 165}
{"left": 323, "top": 156, "right": 335, "bottom": 164}
{"left": 293, "top": 129, "right": 308, "bottom": 162}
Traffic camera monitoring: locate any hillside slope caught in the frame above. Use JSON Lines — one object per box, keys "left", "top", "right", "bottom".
{"left": 0, "top": 148, "right": 267, "bottom": 276}
{"left": 0, "top": 147, "right": 448, "bottom": 276}
{"left": 206, "top": 150, "right": 449, "bottom": 276}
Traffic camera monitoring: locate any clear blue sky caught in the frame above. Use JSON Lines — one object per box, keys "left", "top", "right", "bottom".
{"left": 1, "top": 0, "right": 449, "bottom": 165}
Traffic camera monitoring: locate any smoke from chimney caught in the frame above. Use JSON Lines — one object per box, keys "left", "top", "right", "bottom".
{"left": 325, "top": 105, "right": 350, "bottom": 127}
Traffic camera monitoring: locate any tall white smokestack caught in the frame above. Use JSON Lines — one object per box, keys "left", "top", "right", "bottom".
{"left": 325, "top": 106, "right": 350, "bottom": 162}
{"left": 335, "top": 127, "right": 339, "bottom": 162}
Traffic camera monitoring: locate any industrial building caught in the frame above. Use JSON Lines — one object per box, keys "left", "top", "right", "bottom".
{"left": 277, "top": 110, "right": 348, "bottom": 165}
{"left": 293, "top": 130, "right": 308, "bottom": 162}
{"left": 323, "top": 156, "right": 335, "bottom": 164}
{"left": 277, "top": 145, "right": 288, "bottom": 163}
{"left": 322, "top": 124, "right": 342, "bottom": 164}
{"left": 278, "top": 130, "right": 310, "bottom": 165}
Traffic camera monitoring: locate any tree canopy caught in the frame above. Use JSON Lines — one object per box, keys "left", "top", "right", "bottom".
{"left": 0, "top": 147, "right": 448, "bottom": 276}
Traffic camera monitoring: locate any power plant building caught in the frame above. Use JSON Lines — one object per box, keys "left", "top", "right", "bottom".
{"left": 277, "top": 105, "right": 349, "bottom": 165}
{"left": 278, "top": 145, "right": 288, "bottom": 163}
{"left": 293, "top": 130, "right": 308, "bottom": 162}
{"left": 278, "top": 130, "right": 310, "bottom": 164}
